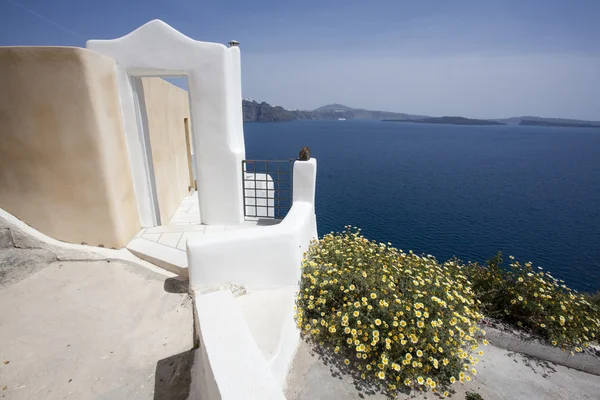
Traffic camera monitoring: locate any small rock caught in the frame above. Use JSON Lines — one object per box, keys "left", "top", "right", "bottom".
{"left": 68, "top": 379, "right": 72, "bottom": 383}
{"left": 2, "top": 361, "right": 8, "bottom": 365}
{"left": 0, "top": 228, "right": 14, "bottom": 248}
{"left": 229, "top": 283, "right": 247, "bottom": 296}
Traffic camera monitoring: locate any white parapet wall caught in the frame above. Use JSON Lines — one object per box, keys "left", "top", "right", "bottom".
{"left": 187, "top": 158, "right": 317, "bottom": 292}
{"left": 186, "top": 159, "right": 318, "bottom": 399}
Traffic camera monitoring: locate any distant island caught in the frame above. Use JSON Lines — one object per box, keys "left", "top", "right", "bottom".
{"left": 242, "top": 100, "right": 308, "bottom": 122}
{"left": 384, "top": 116, "right": 506, "bottom": 126}
{"left": 242, "top": 100, "right": 600, "bottom": 128}
{"left": 518, "top": 119, "right": 600, "bottom": 128}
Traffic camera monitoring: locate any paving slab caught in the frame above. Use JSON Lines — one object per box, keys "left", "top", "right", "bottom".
{"left": 285, "top": 338, "right": 600, "bottom": 400}
{"left": 0, "top": 260, "right": 194, "bottom": 400}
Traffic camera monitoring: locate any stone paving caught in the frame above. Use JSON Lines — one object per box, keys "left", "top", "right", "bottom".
{"left": 127, "top": 192, "right": 279, "bottom": 273}
{"left": 134, "top": 191, "right": 278, "bottom": 252}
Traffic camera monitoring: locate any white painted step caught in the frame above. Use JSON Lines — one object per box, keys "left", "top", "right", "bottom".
{"left": 235, "top": 286, "right": 300, "bottom": 387}
{"left": 192, "top": 291, "right": 285, "bottom": 399}
{"left": 126, "top": 238, "right": 188, "bottom": 276}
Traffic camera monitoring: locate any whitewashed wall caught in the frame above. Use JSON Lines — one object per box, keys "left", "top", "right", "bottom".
{"left": 187, "top": 159, "right": 318, "bottom": 292}
{"left": 187, "top": 159, "right": 318, "bottom": 400}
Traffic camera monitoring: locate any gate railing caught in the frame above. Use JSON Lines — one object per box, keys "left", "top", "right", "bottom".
{"left": 242, "top": 159, "right": 294, "bottom": 219}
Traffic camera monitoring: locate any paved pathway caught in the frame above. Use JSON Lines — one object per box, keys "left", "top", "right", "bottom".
{"left": 0, "top": 259, "right": 194, "bottom": 400}
{"left": 131, "top": 191, "right": 279, "bottom": 262}
{"left": 285, "top": 338, "right": 600, "bottom": 400}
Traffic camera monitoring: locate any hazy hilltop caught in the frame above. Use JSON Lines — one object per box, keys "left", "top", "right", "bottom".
{"left": 312, "top": 104, "right": 354, "bottom": 112}
{"left": 386, "top": 116, "right": 506, "bottom": 126}
{"left": 242, "top": 100, "right": 600, "bottom": 127}
{"left": 314, "top": 104, "right": 428, "bottom": 121}
{"left": 493, "top": 116, "right": 600, "bottom": 127}
{"left": 242, "top": 100, "right": 307, "bottom": 122}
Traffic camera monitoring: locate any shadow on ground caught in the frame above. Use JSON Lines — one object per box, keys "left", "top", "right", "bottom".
{"left": 164, "top": 277, "right": 189, "bottom": 294}
{"left": 0, "top": 248, "right": 56, "bottom": 289}
{"left": 154, "top": 349, "right": 194, "bottom": 400}
{"left": 507, "top": 351, "right": 557, "bottom": 378}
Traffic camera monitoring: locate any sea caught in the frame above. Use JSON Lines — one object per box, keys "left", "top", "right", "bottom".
{"left": 244, "top": 120, "right": 600, "bottom": 292}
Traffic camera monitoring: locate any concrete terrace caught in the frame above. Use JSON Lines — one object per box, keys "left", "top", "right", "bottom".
{"left": 0, "top": 256, "right": 193, "bottom": 400}
{"left": 285, "top": 339, "right": 600, "bottom": 400}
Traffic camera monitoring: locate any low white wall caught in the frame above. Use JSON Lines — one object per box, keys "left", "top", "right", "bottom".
{"left": 186, "top": 159, "right": 317, "bottom": 399}
{"left": 187, "top": 159, "right": 317, "bottom": 292}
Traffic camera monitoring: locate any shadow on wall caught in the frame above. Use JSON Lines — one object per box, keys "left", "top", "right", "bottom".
{"left": 255, "top": 219, "right": 282, "bottom": 226}
{"left": 0, "top": 47, "right": 140, "bottom": 249}
{"left": 154, "top": 349, "right": 194, "bottom": 400}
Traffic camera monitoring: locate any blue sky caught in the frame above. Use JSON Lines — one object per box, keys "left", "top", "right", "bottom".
{"left": 2, "top": 0, "right": 600, "bottom": 119}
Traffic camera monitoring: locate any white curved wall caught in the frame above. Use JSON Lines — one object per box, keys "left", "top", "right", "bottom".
{"left": 187, "top": 159, "right": 318, "bottom": 293}
{"left": 86, "top": 20, "right": 245, "bottom": 227}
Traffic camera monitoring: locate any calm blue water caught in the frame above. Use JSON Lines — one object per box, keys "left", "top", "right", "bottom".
{"left": 244, "top": 120, "right": 600, "bottom": 292}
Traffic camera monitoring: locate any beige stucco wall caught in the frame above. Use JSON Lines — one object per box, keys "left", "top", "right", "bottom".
{"left": 141, "top": 77, "right": 192, "bottom": 225}
{"left": 0, "top": 47, "right": 140, "bottom": 248}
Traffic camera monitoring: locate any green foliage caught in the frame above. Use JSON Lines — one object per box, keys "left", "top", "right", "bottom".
{"left": 464, "top": 252, "right": 600, "bottom": 351}
{"left": 465, "top": 391, "right": 484, "bottom": 400}
{"left": 295, "top": 227, "right": 486, "bottom": 396}
{"left": 584, "top": 291, "right": 600, "bottom": 312}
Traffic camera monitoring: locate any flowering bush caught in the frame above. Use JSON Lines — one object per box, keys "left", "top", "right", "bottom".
{"left": 465, "top": 252, "right": 600, "bottom": 352}
{"left": 295, "top": 227, "right": 486, "bottom": 396}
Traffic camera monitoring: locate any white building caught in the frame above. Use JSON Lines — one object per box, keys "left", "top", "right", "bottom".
{"left": 0, "top": 19, "right": 318, "bottom": 399}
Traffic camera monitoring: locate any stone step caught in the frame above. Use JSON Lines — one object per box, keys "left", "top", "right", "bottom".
{"left": 192, "top": 290, "right": 285, "bottom": 399}
{"left": 126, "top": 238, "right": 188, "bottom": 276}
{"left": 235, "top": 286, "right": 300, "bottom": 387}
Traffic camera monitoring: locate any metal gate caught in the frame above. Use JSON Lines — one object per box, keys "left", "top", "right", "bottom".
{"left": 242, "top": 160, "right": 294, "bottom": 219}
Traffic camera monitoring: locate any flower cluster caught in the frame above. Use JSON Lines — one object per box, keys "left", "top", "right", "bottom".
{"left": 295, "top": 227, "right": 485, "bottom": 396}
{"left": 465, "top": 252, "right": 600, "bottom": 352}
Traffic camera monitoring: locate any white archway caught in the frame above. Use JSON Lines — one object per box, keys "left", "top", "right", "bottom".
{"left": 87, "top": 20, "right": 245, "bottom": 227}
